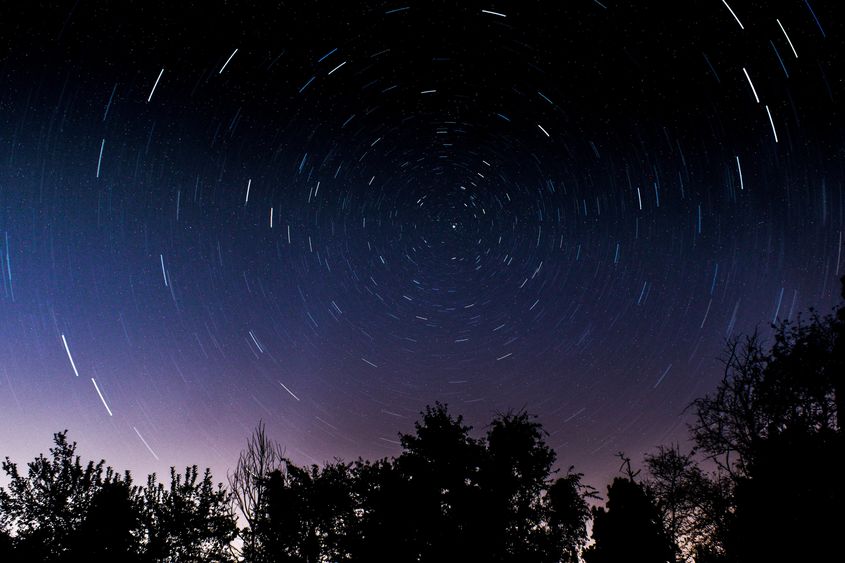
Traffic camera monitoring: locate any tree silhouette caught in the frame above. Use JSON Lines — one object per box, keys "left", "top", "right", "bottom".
{"left": 643, "top": 445, "right": 731, "bottom": 562}
{"left": 9, "top": 277, "right": 843, "bottom": 563}
{"left": 69, "top": 479, "right": 144, "bottom": 561}
{"left": 140, "top": 466, "right": 237, "bottom": 562}
{"left": 687, "top": 288, "right": 845, "bottom": 561}
{"left": 691, "top": 305, "right": 842, "bottom": 476}
{"left": 634, "top": 276, "right": 845, "bottom": 561}
{"left": 256, "top": 461, "right": 355, "bottom": 562}
{"left": 0, "top": 430, "right": 138, "bottom": 562}
{"left": 835, "top": 276, "right": 845, "bottom": 421}
{"left": 348, "top": 457, "right": 415, "bottom": 561}
{"left": 0, "top": 431, "right": 238, "bottom": 562}
{"left": 544, "top": 470, "right": 595, "bottom": 562}
{"left": 231, "top": 404, "right": 594, "bottom": 562}
{"left": 584, "top": 472, "right": 677, "bottom": 563}
{"left": 481, "top": 410, "right": 592, "bottom": 562}
{"left": 229, "top": 420, "right": 286, "bottom": 562}
{"left": 396, "top": 402, "right": 487, "bottom": 561}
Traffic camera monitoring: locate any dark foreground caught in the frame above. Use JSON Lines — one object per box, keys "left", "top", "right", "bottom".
{"left": 3, "top": 278, "right": 844, "bottom": 562}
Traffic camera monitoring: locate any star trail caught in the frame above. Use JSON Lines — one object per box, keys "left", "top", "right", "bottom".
{"left": 0, "top": 0, "right": 842, "bottom": 487}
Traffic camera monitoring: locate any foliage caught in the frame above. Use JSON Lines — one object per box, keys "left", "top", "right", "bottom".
{"left": 584, "top": 475, "right": 677, "bottom": 563}
{"left": 643, "top": 445, "right": 731, "bottom": 562}
{"left": 0, "top": 431, "right": 140, "bottom": 562}
{"left": 643, "top": 277, "right": 845, "bottom": 561}
{"left": 239, "top": 403, "right": 594, "bottom": 562}
{"left": 3, "top": 278, "right": 843, "bottom": 562}
{"left": 0, "top": 432, "right": 237, "bottom": 562}
{"left": 140, "top": 466, "right": 238, "bottom": 562}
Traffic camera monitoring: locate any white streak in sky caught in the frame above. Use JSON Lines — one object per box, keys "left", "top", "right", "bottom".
{"left": 772, "top": 287, "right": 785, "bottom": 323}
{"left": 96, "top": 139, "right": 105, "bottom": 178}
{"left": 219, "top": 48, "right": 238, "bottom": 74}
{"left": 765, "top": 105, "right": 779, "bottom": 143}
{"left": 133, "top": 426, "right": 160, "bottom": 460}
{"left": 61, "top": 334, "right": 80, "bottom": 377}
{"left": 564, "top": 407, "right": 586, "bottom": 423}
{"left": 537, "top": 124, "right": 550, "bottom": 137}
{"left": 777, "top": 19, "right": 798, "bottom": 58}
{"left": 147, "top": 68, "right": 164, "bottom": 102}
{"left": 279, "top": 382, "right": 300, "bottom": 401}
{"left": 245, "top": 179, "right": 251, "bottom": 205}
{"left": 91, "top": 378, "right": 113, "bottom": 416}
{"left": 248, "top": 330, "right": 264, "bottom": 353}
{"left": 328, "top": 61, "right": 347, "bottom": 75}
{"left": 721, "top": 0, "right": 744, "bottom": 30}
{"left": 742, "top": 68, "right": 759, "bottom": 103}
{"left": 160, "top": 254, "right": 168, "bottom": 286}
{"left": 481, "top": 9, "right": 507, "bottom": 17}
{"left": 4, "top": 232, "right": 12, "bottom": 301}
{"left": 736, "top": 156, "right": 744, "bottom": 190}
{"left": 654, "top": 364, "right": 672, "bottom": 389}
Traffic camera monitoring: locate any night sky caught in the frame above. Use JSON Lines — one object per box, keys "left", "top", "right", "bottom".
{"left": 1, "top": 0, "right": 842, "bottom": 489}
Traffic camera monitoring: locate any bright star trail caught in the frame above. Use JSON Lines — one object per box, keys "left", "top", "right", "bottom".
{"left": 0, "top": 0, "right": 842, "bottom": 488}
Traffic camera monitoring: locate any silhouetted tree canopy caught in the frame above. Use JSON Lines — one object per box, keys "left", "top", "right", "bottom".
{"left": 585, "top": 475, "right": 677, "bottom": 563}
{"left": 643, "top": 445, "right": 731, "bottom": 562}
{"left": 687, "top": 283, "right": 844, "bottom": 561}
{"left": 237, "top": 403, "right": 594, "bottom": 562}
{"left": 632, "top": 276, "right": 845, "bottom": 561}
{"left": 0, "top": 431, "right": 138, "bottom": 562}
{"left": 0, "top": 431, "right": 236, "bottom": 562}
{"left": 140, "top": 466, "right": 237, "bottom": 562}
{"left": 2, "top": 278, "right": 843, "bottom": 562}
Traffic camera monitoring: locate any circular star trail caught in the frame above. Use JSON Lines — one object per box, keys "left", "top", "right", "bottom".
{"left": 0, "top": 0, "right": 842, "bottom": 485}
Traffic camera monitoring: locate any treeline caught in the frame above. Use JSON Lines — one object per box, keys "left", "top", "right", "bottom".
{"left": 2, "top": 279, "right": 843, "bottom": 562}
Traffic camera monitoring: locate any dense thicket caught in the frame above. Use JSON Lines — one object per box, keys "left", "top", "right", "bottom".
{"left": 2, "top": 277, "right": 843, "bottom": 562}
{"left": 0, "top": 432, "right": 236, "bottom": 562}
{"left": 231, "top": 406, "right": 595, "bottom": 563}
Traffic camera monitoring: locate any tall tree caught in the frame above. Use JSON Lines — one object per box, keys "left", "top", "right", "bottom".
{"left": 229, "top": 420, "right": 286, "bottom": 562}
{"left": 643, "top": 445, "right": 731, "bottom": 562}
{"left": 481, "top": 411, "right": 591, "bottom": 562}
{"left": 258, "top": 460, "right": 355, "bottom": 562}
{"left": 690, "top": 305, "right": 844, "bottom": 561}
{"left": 346, "top": 405, "right": 592, "bottom": 562}
{"left": 348, "top": 457, "right": 415, "bottom": 562}
{"left": 394, "top": 402, "right": 486, "bottom": 562}
{"left": 69, "top": 479, "right": 144, "bottom": 562}
{"left": 584, "top": 474, "right": 677, "bottom": 563}
{"left": 544, "top": 470, "right": 595, "bottom": 563}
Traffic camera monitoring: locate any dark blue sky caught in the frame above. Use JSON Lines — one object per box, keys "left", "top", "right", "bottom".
{"left": 0, "top": 0, "right": 842, "bottom": 489}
